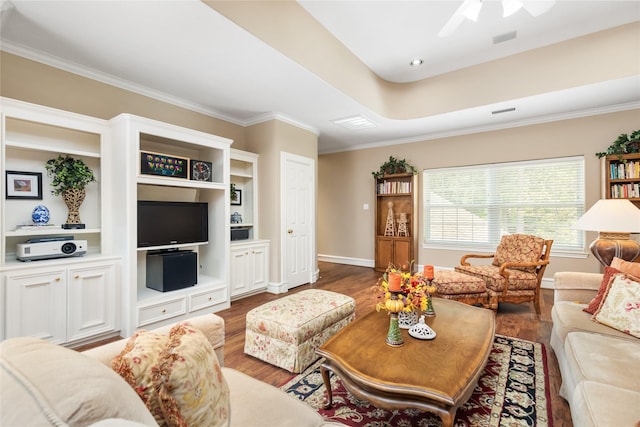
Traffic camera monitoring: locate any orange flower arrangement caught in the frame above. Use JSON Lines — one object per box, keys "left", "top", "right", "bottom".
{"left": 374, "top": 265, "right": 436, "bottom": 313}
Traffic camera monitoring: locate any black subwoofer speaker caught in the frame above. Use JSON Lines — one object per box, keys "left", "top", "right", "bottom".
{"left": 146, "top": 250, "right": 197, "bottom": 292}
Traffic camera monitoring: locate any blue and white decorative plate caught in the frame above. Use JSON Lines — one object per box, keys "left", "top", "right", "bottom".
{"left": 32, "top": 205, "right": 50, "bottom": 225}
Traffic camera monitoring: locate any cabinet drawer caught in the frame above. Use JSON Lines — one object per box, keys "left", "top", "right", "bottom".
{"left": 189, "top": 287, "right": 227, "bottom": 312}
{"left": 137, "top": 297, "right": 186, "bottom": 327}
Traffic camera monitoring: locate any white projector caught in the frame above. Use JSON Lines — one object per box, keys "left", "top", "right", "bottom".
{"left": 16, "top": 240, "right": 87, "bottom": 262}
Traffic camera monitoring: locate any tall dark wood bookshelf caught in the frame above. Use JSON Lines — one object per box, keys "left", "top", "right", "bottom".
{"left": 374, "top": 173, "right": 419, "bottom": 272}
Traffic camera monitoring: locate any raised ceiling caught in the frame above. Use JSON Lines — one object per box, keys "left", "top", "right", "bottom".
{"left": 1, "top": 1, "right": 639, "bottom": 153}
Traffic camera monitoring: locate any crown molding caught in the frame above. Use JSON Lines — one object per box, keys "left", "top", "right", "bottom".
{"left": 1, "top": 42, "right": 246, "bottom": 125}
{"left": 244, "top": 112, "right": 320, "bottom": 135}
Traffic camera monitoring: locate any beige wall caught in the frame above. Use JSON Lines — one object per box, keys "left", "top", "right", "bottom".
{"left": 318, "top": 109, "right": 640, "bottom": 277}
{"left": 246, "top": 120, "right": 318, "bottom": 284}
{"left": 0, "top": 52, "right": 246, "bottom": 145}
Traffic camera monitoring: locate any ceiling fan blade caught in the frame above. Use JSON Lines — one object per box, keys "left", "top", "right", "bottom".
{"left": 438, "top": 0, "right": 477, "bottom": 38}
{"left": 522, "top": 0, "right": 556, "bottom": 17}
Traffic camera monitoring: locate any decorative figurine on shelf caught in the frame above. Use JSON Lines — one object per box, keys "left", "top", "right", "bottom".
{"left": 231, "top": 212, "right": 243, "bottom": 224}
{"left": 31, "top": 205, "right": 50, "bottom": 225}
{"left": 397, "top": 212, "right": 409, "bottom": 237}
{"left": 384, "top": 201, "right": 396, "bottom": 236}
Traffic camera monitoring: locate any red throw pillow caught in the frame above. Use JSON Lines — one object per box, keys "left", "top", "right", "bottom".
{"left": 583, "top": 266, "right": 621, "bottom": 314}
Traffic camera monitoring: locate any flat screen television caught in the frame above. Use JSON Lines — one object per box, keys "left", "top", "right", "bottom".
{"left": 137, "top": 201, "right": 208, "bottom": 248}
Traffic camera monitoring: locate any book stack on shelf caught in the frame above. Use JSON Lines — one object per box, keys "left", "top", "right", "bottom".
{"left": 377, "top": 180, "right": 412, "bottom": 195}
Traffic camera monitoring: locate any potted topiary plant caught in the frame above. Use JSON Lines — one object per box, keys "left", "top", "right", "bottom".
{"left": 596, "top": 130, "right": 640, "bottom": 159}
{"left": 372, "top": 156, "right": 418, "bottom": 178}
{"left": 45, "top": 155, "right": 96, "bottom": 227}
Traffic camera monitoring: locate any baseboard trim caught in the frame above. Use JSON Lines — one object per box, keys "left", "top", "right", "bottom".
{"left": 317, "top": 254, "right": 374, "bottom": 268}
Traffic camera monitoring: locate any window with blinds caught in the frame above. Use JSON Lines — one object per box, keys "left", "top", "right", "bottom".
{"left": 423, "top": 156, "right": 585, "bottom": 252}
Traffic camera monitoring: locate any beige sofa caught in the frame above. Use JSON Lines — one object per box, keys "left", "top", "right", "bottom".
{"left": 0, "top": 313, "right": 345, "bottom": 427}
{"left": 551, "top": 271, "right": 640, "bottom": 427}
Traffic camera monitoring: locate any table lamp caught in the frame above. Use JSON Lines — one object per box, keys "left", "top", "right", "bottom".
{"left": 572, "top": 199, "right": 640, "bottom": 267}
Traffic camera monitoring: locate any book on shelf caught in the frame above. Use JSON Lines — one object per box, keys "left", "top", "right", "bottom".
{"left": 14, "top": 224, "right": 62, "bottom": 231}
{"left": 377, "top": 180, "right": 412, "bottom": 195}
{"left": 610, "top": 183, "right": 640, "bottom": 199}
{"left": 610, "top": 160, "right": 640, "bottom": 180}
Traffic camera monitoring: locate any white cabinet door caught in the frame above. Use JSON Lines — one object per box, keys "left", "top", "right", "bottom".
{"left": 230, "top": 245, "right": 250, "bottom": 296}
{"left": 4, "top": 269, "right": 67, "bottom": 344}
{"left": 251, "top": 243, "right": 269, "bottom": 289}
{"left": 230, "top": 241, "right": 269, "bottom": 298}
{"left": 67, "top": 263, "right": 117, "bottom": 342}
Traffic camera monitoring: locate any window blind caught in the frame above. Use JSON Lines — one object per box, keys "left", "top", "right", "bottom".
{"left": 423, "top": 156, "right": 585, "bottom": 252}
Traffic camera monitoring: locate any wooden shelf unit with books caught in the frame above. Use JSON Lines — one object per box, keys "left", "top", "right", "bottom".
{"left": 374, "top": 173, "right": 418, "bottom": 272}
{"left": 604, "top": 153, "right": 640, "bottom": 208}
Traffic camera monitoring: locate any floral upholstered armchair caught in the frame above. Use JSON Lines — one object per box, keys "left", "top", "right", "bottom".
{"left": 455, "top": 234, "right": 553, "bottom": 314}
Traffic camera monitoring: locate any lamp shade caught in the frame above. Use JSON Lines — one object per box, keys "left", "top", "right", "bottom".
{"left": 573, "top": 199, "right": 640, "bottom": 233}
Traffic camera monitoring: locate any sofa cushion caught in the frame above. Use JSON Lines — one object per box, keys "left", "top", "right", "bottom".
{"left": 593, "top": 273, "right": 640, "bottom": 338}
{"left": 492, "top": 234, "right": 544, "bottom": 273}
{"left": 570, "top": 381, "right": 640, "bottom": 427}
{"left": 112, "top": 322, "right": 230, "bottom": 427}
{"left": 610, "top": 256, "right": 640, "bottom": 277}
{"left": 551, "top": 301, "right": 634, "bottom": 343}
{"left": 222, "top": 367, "right": 326, "bottom": 427}
{"left": 564, "top": 332, "right": 640, "bottom": 395}
{"left": 583, "top": 266, "right": 620, "bottom": 315}
{"left": 0, "top": 337, "right": 157, "bottom": 426}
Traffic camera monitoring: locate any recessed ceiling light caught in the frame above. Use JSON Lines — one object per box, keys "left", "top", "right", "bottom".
{"left": 410, "top": 59, "right": 423, "bottom": 67}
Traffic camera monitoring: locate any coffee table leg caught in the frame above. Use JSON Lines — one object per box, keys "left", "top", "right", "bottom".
{"left": 320, "top": 366, "right": 334, "bottom": 409}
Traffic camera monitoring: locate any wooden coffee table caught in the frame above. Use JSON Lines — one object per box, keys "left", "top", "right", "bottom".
{"left": 316, "top": 298, "right": 495, "bottom": 427}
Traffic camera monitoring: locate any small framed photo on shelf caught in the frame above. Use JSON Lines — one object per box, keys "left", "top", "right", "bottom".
{"left": 231, "top": 189, "right": 242, "bottom": 205}
{"left": 140, "top": 151, "right": 188, "bottom": 179}
{"left": 5, "top": 171, "right": 43, "bottom": 200}
{"left": 190, "top": 159, "right": 213, "bottom": 182}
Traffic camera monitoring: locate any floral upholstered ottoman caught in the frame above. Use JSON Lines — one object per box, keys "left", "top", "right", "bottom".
{"left": 432, "top": 270, "right": 491, "bottom": 310}
{"left": 244, "top": 289, "right": 356, "bottom": 373}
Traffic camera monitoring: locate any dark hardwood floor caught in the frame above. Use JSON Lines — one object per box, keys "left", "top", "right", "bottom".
{"left": 216, "top": 261, "right": 573, "bottom": 427}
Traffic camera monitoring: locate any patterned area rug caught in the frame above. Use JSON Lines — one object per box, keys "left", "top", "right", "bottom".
{"left": 280, "top": 335, "right": 552, "bottom": 427}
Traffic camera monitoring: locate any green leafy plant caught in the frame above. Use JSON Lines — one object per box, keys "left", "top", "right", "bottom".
{"left": 372, "top": 156, "right": 418, "bottom": 178}
{"left": 596, "top": 130, "right": 640, "bottom": 159}
{"left": 45, "top": 155, "right": 96, "bottom": 196}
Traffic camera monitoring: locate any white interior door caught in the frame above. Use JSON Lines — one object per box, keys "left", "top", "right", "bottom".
{"left": 281, "top": 152, "right": 315, "bottom": 289}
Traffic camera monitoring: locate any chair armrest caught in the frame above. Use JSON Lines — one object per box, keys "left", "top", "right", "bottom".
{"left": 498, "top": 259, "right": 550, "bottom": 278}
{"left": 460, "top": 253, "right": 494, "bottom": 266}
{"left": 552, "top": 271, "right": 604, "bottom": 303}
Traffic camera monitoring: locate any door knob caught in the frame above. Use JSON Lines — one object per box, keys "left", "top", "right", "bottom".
{"left": 288, "top": 229, "right": 293, "bottom": 234}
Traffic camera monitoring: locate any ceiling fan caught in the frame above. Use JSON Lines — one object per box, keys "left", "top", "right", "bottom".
{"left": 438, "top": 0, "right": 556, "bottom": 37}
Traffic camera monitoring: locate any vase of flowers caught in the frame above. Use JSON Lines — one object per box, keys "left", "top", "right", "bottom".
{"left": 374, "top": 265, "right": 436, "bottom": 327}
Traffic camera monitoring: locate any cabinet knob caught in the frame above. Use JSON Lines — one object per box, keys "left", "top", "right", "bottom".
{"left": 288, "top": 229, "right": 293, "bottom": 234}
{"left": 55, "top": 277, "right": 61, "bottom": 282}
{"left": 208, "top": 297, "right": 212, "bottom": 301}
{"left": 74, "top": 275, "right": 80, "bottom": 279}
{"left": 161, "top": 309, "right": 166, "bottom": 313}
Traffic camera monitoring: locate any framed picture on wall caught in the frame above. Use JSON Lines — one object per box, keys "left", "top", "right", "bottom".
{"left": 231, "top": 189, "right": 242, "bottom": 205}
{"left": 6, "top": 171, "right": 43, "bottom": 199}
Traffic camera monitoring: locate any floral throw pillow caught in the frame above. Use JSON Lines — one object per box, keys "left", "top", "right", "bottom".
{"left": 592, "top": 273, "right": 640, "bottom": 338}
{"left": 156, "top": 323, "right": 230, "bottom": 427}
{"left": 111, "top": 330, "right": 169, "bottom": 422}
{"left": 112, "top": 323, "right": 230, "bottom": 427}
{"left": 583, "top": 266, "right": 620, "bottom": 314}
